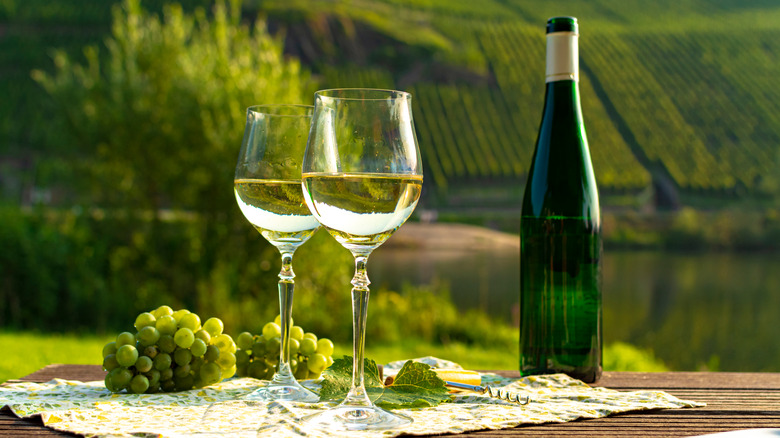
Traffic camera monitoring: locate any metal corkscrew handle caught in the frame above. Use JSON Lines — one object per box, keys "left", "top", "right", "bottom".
{"left": 444, "top": 381, "right": 532, "bottom": 405}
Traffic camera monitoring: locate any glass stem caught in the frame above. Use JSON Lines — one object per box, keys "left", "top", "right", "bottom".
{"left": 277, "top": 251, "right": 295, "bottom": 379}
{"left": 344, "top": 255, "right": 372, "bottom": 407}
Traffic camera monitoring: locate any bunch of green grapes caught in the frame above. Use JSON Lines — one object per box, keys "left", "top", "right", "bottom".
{"left": 235, "top": 315, "right": 335, "bottom": 381}
{"left": 101, "top": 306, "right": 237, "bottom": 394}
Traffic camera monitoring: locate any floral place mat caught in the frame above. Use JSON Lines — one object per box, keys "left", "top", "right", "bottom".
{"left": 0, "top": 358, "right": 704, "bottom": 438}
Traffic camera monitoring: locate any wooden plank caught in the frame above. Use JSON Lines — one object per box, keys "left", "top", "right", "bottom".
{"left": 3, "top": 366, "right": 780, "bottom": 437}
{"left": 599, "top": 371, "right": 780, "bottom": 390}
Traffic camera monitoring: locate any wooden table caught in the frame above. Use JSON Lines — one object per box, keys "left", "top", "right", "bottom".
{"left": 2, "top": 365, "right": 779, "bottom": 437}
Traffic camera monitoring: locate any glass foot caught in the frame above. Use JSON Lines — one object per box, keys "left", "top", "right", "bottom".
{"left": 245, "top": 378, "right": 319, "bottom": 403}
{"left": 302, "top": 404, "right": 412, "bottom": 431}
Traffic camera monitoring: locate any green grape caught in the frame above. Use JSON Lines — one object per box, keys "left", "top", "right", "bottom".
{"left": 190, "top": 338, "right": 207, "bottom": 357}
{"left": 147, "top": 383, "right": 160, "bottom": 394}
{"left": 173, "top": 363, "right": 191, "bottom": 379}
{"left": 236, "top": 350, "right": 250, "bottom": 366}
{"left": 274, "top": 314, "right": 292, "bottom": 326}
{"left": 288, "top": 338, "right": 300, "bottom": 356}
{"left": 137, "top": 326, "right": 161, "bottom": 347}
{"left": 223, "top": 365, "right": 236, "bottom": 379}
{"left": 103, "top": 354, "right": 119, "bottom": 372}
{"left": 179, "top": 313, "right": 201, "bottom": 332}
{"left": 174, "top": 327, "right": 195, "bottom": 348}
{"left": 172, "top": 308, "right": 190, "bottom": 323}
{"left": 135, "top": 355, "right": 153, "bottom": 373}
{"left": 195, "top": 329, "right": 211, "bottom": 344}
{"left": 204, "top": 345, "right": 220, "bottom": 362}
{"left": 116, "top": 332, "right": 135, "bottom": 348}
{"left": 213, "top": 334, "right": 236, "bottom": 354}
{"left": 251, "top": 339, "right": 266, "bottom": 356}
{"left": 247, "top": 360, "right": 268, "bottom": 379}
{"left": 174, "top": 374, "right": 194, "bottom": 391}
{"left": 200, "top": 362, "right": 222, "bottom": 385}
{"left": 216, "top": 351, "right": 236, "bottom": 369}
{"left": 236, "top": 364, "right": 248, "bottom": 378}
{"left": 202, "top": 317, "right": 224, "bottom": 337}
{"left": 325, "top": 356, "right": 334, "bottom": 368}
{"left": 156, "top": 315, "right": 177, "bottom": 336}
{"left": 146, "top": 369, "right": 161, "bottom": 387}
{"left": 174, "top": 348, "right": 193, "bottom": 366}
{"left": 134, "top": 312, "right": 156, "bottom": 330}
{"left": 290, "top": 326, "right": 305, "bottom": 341}
{"left": 160, "top": 367, "right": 174, "bottom": 382}
{"left": 307, "top": 353, "right": 328, "bottom": 374}
{"left": 116, "top": 345, "right": 139, "bottom": 368}
{"left": 104, "top": 373, "right": 117, "bottom": 392}
{"left": 316, "top": 338, "right": 335, "bottom": 357}
{"left": 152, "top": 305, "right": 174, "bottom": 319}
{"left": 158, "top": 335, "right": 176, "bottom": 353}
{"left": 161, "top": 379, "right": 176, "bottom": 392}
{"left": 143, "top": 345, "right": 159, "bottom": 359}
{"left": 109, "top": 367, "right": 133, "bottom": 391}
{"left": 102, "top": 341, "right": 117, "bottom": 358}
{"left": 154, "top": 353, "right": 172, "bottom": 371}
{"left": 129, "top": 374, "right": 150, "bottom": 394}
{"left": 266, "top": 337, "right": 281, "bottom": 357}
{"left": 299, "top": 338, "right": 317, "bottom": 356}
{"left": 303, "top": 332, "right": 318, "bottom": 342}
{"left": 191, "top": 357, "right": 204, "bottom": 373}
{"left": 290, "top": 358, "right": 298, "bottom": 373}
{"left": 294, "top": 362, "right": 309, "bottom": 380}
{"left": 236, "top": 332, "right": 254, "bottom": 350}
{"left": 262, "top": 322, "right": 281, "bottom": 340}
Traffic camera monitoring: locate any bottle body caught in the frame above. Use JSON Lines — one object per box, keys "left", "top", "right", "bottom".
{"left": 519, "top": 17, "right": 602, "bottom": 383}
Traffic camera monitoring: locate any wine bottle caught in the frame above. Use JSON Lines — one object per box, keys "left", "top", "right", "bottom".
{"left": 519, "top": 16, "right": 602, "bottom": 383}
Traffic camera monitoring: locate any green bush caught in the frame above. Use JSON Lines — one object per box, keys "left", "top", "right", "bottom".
{"left": 32, "top": 0, "right": 314, "bottom": 215}
{"left": 0, "top": 206, "right": 520, "bottom": 349}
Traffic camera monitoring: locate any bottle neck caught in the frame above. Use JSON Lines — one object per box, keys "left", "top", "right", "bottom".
{"left": 546, "top": 31, "right": 578, "bottom": 83}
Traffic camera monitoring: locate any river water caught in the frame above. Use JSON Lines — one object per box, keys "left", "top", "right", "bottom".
{"left": 370, "top": 227, "right": 780, "bottom": 372}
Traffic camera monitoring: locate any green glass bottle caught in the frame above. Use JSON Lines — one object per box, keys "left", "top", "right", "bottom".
{"left": 519, "top": 16, "right": 602, "bottom": 383}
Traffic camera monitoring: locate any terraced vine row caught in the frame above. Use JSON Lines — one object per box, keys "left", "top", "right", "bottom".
{"left": 627, "top": 30, "right": 780, "bottom": 192}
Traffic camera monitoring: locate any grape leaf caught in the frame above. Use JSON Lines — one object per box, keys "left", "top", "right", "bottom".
{"left": 318, "top": 356, "right": 451, "bottom": 409}
{"left": 319, "top": 356, "right": 385, "bottom": 403}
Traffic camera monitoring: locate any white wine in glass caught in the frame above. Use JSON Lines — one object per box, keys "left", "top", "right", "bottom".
{"left": 301, "top": 89, "right": 423, "bottom": 430}
{"left": 234, "top": 104, "right": 320, "bottom": 403}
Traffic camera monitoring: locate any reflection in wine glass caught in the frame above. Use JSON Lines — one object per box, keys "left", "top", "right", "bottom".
{"left": 234, "top": 104, "right": 320, "bottom": 403}
{"left": 300, "top": 89, "right": 423, "bottom": 430}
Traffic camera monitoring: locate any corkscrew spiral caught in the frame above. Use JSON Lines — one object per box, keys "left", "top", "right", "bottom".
{"left": 444, "top": 381, "right": 532, "bottom": 405}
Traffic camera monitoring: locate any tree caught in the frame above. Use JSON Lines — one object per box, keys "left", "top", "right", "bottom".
{"left": 33, "top": 0, "right": 315, "bottom": 217}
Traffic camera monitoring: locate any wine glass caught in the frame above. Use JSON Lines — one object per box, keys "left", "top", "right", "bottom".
{"left": 300, "top": 89, "right": 423, "bottom": 430}
{"left": 233, "top": 104, "right": 320, "bottom": 402}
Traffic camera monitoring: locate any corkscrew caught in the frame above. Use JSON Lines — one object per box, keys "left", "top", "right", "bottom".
{"left": 444, "top": 381, "right": 532, "bottom": 405}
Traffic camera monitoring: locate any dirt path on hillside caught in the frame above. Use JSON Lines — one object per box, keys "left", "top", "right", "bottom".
{"left": 385, "top": 222, "right": 520, "bottom": 251}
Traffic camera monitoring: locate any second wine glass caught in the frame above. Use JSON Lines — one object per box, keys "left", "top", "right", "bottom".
{"left": 234, "top": 104, "right": 320, "bottom": 402}
{"left": 301, "top": 89, "right": 423, "bottom": 430}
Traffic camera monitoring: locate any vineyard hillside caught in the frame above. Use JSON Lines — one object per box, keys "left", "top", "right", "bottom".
{"left": 2, "top": 0, "right": 779, "bottom": 210}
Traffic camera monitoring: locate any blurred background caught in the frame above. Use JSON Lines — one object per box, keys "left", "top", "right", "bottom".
{"left": 1, "top": 0, "right": 779, "bottom": 379}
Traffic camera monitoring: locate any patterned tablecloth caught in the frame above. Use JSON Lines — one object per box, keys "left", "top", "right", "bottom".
{"left": 0, "top": 357, "right": 703, "bottom": 438}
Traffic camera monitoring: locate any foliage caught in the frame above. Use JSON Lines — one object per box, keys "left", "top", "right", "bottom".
{"left": 32, "top": 0, "right": 314, "bottom": 215}
{"left": 603, "top": 342, "right": 668, "bottom": 372}
{"left": 4, "top": 0, "right": 780, "bottom": 203}
{"left": 320, "top": 357, "right": 450, "bottom": 409}
{"left": 665, "top": 207, "right": 780, "bottom": 251}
